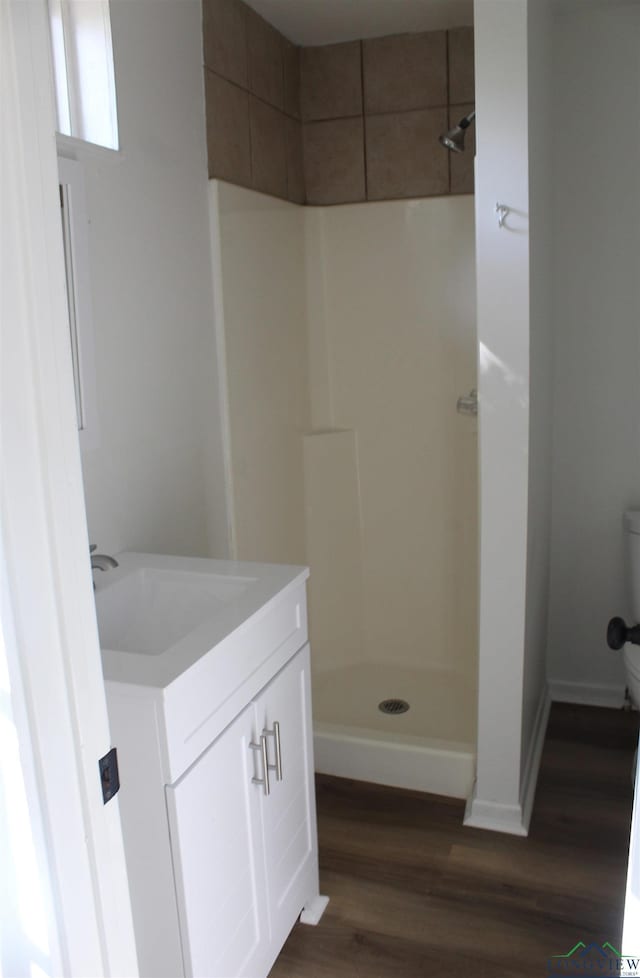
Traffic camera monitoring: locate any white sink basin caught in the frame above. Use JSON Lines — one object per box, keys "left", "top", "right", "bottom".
{"left": 96, "top": 566, "right": 256, "bottom": 655}
{"left": 96, "top": 552, "right": 309, "bottom": 692}
{"left": 97, "top": 552, "right": 310, "bottom": 783}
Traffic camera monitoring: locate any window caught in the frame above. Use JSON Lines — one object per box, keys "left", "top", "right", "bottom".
{"left": 48, "top": 0, "right": 119, "bottom": 150}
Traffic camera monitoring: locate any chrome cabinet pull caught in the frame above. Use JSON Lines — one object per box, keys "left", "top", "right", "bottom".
{"left": 249, "top": 735, "right": 270, "bottom": 796}
{"left": 263, "top": 721, "right": 283, "bottom": 782}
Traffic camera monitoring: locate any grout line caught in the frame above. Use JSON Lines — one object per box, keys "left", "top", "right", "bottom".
{"left": 246, "top": 94, "right": 254, "bottom": 189}
{"left": 242, "top": 10, "right": 255, "bottom": 189}
{"left": 203, "top": 70, "right": 464, "bottom": 122}
{"left": 204, "top": 66, "right": 301, "bottom": 123}
{"left": 281, "top": 38, "right": 291, "bottom": 199}
{"left": 300, "top": 103, "right": 308, "bottom": 206}
{"left": 239, "top": 20, "right": 255, "bottom": 190}
{"left": 359, "top": 40, "right": 368, "bottom": 201}
{"left": 298, "top": 105, "right": 453, "bottom": 123}
{"left": 445, "top": 30, "right": 451, "bottom": 194}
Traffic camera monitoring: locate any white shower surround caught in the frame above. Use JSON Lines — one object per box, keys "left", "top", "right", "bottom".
{"left": 210, "top": 181, "right": 478, "bottom": 799}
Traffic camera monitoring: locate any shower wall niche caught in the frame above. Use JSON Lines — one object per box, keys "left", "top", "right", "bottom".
{"left": 211, "top": 178, "right": 477, "bottom": 799}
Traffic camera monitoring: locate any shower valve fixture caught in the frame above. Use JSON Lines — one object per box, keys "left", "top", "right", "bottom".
{"left": 457, "top": 388, "right": 478, "bottom": 417}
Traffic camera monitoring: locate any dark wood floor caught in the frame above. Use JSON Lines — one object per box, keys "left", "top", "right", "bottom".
{"left": 270, "top": 704, "right": 638, "bottom": 978}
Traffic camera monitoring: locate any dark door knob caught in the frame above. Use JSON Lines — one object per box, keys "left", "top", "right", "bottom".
{"left": 607, "top": 616, "right": 640, "bottom": 650}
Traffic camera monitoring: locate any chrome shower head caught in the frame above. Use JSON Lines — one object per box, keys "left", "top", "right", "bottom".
{"left": 439, "top": 110, "right": 476, "bottom": 153}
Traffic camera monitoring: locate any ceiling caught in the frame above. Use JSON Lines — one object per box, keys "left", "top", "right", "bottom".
{"left": 243, "top": 0, "right": 474, "bottom": 46}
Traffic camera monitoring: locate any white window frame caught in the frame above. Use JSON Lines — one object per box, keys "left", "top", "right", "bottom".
{"left": 48, "top": 0, "right": 119, "bottom": 151}
{"left": 57, "top": 155, "right": 100, "bottom": 451}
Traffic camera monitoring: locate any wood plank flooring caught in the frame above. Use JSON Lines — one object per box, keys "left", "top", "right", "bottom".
{"left": 270, "top": 704, "right": 638, "bottom": 978}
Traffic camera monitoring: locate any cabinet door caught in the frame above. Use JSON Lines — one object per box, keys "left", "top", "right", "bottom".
{"left": 254, "top": 645, "right": 318, "bottom": 952}
{"left": 166, "top": 702, "right": 270, "bottom": 978}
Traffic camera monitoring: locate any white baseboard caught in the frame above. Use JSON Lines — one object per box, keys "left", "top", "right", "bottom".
{"left": 464, "top": 685, "right": 551, "bottom": 837}
{"left": 463, "top": 793, "right": 528, "bottom": 836}
{"left": 549, "top": 679, "right": 626, "bottom": 708}
{"left": 519, "top": 686, "right": 551, "bottom": 834}
{"left": 313, "top": 724, "right": 475, "bottom": 800}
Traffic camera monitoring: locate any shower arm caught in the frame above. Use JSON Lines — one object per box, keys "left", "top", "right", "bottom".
{"left": 457, "top": 110, "right": 476, "bottom": 129}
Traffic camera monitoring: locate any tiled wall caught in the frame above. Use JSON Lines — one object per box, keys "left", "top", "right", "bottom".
{"left": 301, "top": 29, "right": 474, "bottom": 204}
{"left": 202, "top": 0, "right": 474, "bottom": 205}
{"left": 203, "top": 0, "right": 304, "bottom": 203}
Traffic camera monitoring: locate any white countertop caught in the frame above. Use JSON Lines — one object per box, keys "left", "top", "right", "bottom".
{"left": 96, "top": 552, "right": 309, "bottom": 690}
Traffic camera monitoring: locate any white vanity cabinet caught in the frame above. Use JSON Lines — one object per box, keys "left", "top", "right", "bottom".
{"left": 166, "top": 647, "right": 317, "bottom": 978}
{"left": 98, "top": 554, "right": 326, "bottom": 978}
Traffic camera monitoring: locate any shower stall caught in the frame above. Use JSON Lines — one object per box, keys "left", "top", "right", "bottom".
{"left": 210, "top": 177, "right": 478, "bottom": 799}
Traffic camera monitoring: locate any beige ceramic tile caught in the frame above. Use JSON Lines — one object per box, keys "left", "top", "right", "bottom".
{"left": 205, "top": 70, "right": 251, "bottom": 185}
{"left": 303, "top": 118, "right": 365, "bottom": 205}
{"left": 363, "top": 31, "right": 447, "bottom": 115}
{"left": 449, "top": 103, "right": 475, "bottom": 195}
{"left": 250, "top": 97, "right": 287, "bottom": 199}
{"left": 448, "top": 27, "right": 475, "bottom": 105}
{"left": 283, "top": 40, "right": 301, "bottom": 119}
{"left": 246, "top": 6, "right": 284, "bottom": 110}
{"left": 202, "top": 0, "right": 247, "bottom": 88}
{"left": 300, "top": 42, "right": 363, "bottom": 122}
{"left": 365, "top": 108, "right": 449, "bottom": 200}
{"left": 285, "top": 116, "right": 305, "bottom": 204}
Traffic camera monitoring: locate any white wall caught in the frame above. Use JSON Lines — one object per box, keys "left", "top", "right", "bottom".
{"left": 72, "top": 0, "right": 229, "bottom": 559}
{"left": 471, "top": 0, "right": 640, "bottom": 833}
{"left": 468, "top": 0, "right": 551, "bottom": 836}
{"left": 546, "top": 3, "right": 640, "bottom": 704}
{"left": 469, "top": 0, "right": 530, "bottom": 832}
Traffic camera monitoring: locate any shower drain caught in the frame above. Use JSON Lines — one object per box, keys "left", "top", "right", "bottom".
{"left": 378, "top": 698, "right": 410, "bottom": 715}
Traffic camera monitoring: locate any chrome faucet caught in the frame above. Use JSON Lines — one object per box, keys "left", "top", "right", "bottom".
{"left": 90, "top": 544, "right": 119, "bottom": 573}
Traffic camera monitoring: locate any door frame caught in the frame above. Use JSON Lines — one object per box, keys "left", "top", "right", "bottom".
{"left": 2, "top": 1, "right": 138, "bottom": 974}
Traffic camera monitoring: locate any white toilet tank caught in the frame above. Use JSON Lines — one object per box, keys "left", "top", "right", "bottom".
{"left": 625, "top": 510, "right": 640, "bottom": 622}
